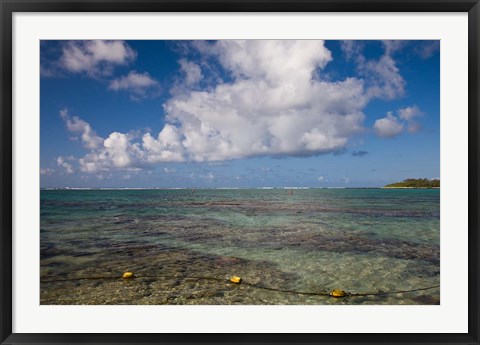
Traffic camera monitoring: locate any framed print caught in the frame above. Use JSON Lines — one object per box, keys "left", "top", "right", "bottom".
{"left": 1, "top": 1, "right": 479, "bottom": 344}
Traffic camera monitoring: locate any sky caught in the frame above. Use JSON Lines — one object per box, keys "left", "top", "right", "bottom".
{"left": 40, "top": 40, "right": 440, "bottom": 188}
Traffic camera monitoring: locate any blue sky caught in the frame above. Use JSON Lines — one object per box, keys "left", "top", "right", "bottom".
{"left": 40, "top": 40, "right": 440, "bottom": 188}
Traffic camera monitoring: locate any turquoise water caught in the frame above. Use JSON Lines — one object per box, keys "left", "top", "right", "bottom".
{"left": 40, "top": 188, "right": 440, "bottom": 305}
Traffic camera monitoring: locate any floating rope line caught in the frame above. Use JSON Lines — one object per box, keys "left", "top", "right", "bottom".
{"left": 349, "top": 285, "right": 440, "bottom": 297}
{"left": 41, "top": 272, "right": 440, "bottom": 299}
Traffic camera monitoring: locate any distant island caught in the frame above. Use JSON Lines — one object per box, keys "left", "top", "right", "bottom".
{"left": 384, "top": 178, "right": 440, "bottom": 189}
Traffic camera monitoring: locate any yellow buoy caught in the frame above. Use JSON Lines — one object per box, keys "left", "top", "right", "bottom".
{"left": 122, "top": 272, "right": 134, "bottom": 279}
{"left": 230, "top": 276, "right": 242, "bottom": 284}
{"left": 330, "top": 289, "right": 346, "bottom": 298}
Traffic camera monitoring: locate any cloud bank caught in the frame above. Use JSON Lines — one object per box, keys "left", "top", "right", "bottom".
{"left": 57, "top": 40, "right": 416, "bottom": 173}
{"left": 162, "top": 40, "right": 367, "bottom": 162}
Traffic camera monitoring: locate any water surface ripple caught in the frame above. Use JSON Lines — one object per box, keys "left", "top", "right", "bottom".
{"left": 40, "top": 188, "right": 440, "bottom": 305}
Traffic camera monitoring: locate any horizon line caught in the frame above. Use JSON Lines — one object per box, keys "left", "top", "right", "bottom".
{"left": 40, "top": 186, "right": 440, "bottom": 190}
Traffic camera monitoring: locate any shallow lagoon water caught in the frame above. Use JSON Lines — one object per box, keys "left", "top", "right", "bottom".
{"left": 40, "top": 188, "right": 440, "bottom": 305}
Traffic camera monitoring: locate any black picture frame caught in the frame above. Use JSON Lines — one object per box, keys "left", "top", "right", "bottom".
{"left": 1, "top": 1, "right": 479, "bottom": 344}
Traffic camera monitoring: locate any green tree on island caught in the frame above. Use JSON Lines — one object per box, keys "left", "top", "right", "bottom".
{"left": 384, "top": 178, "right": 440, "bottom": 188}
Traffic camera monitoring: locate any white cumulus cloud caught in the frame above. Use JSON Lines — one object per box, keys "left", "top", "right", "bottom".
{"left": 109, "top": 71, "right": 160, "bottom": 99}
{"left": 341, "top": 40, "right": 364, "bottom": 60}
{"left": 141, "top": 125, "right": 185, "bottom": 163}
{"left": 60, "top": 112, "right": 186, "bottom": 174}
{"left": 59, "top": 40, "right": 136, "bottom": 77}
{"left": 360, "top": 55, "right": 405, "bottom": 100}
{"left": 40, "top": 168, "right": 55, "bottom": 175}
{"left": 374, "top": 112, "right": 404, "bottom": 138}
{"left": 341, "top": 41, "right": 405, "bottom": 100}
{"left": 56, "top": 156, "right": 75, "bottom": 174}
{"left": 382, "top": 40, "right": 407, "bottom": 56}
{"left": 373, "top": 105, "right": 424, "bottom": 137}
{"left": 78, "top": 132, "right": 145, "bottom": 173}
{"left": 179, "top": 59, "right": 203, "bottom": 85}
{"left": 398, "top": 105, "right": 423, "bottom": 133}
{"left": 60, "top": 109, "right": 104, "bottom": 149}
{"left": 418, "top": 41, "right": 440, "bottom": 59}
{"left": 162, "top": 40, "right": 367, "bottom": 162}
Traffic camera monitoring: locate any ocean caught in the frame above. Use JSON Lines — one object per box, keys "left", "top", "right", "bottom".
{"left": 40, "top": 188, "right": 440, "bottom": 305}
